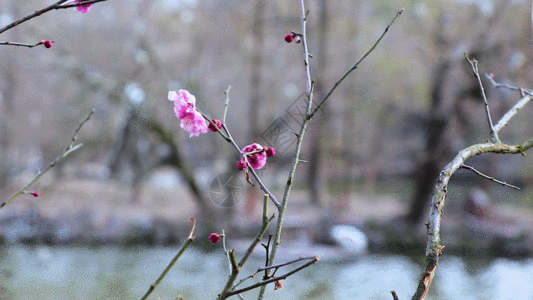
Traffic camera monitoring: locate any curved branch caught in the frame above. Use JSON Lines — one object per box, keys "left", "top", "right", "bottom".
{"left": 412, "top": 139, "right": 533, "bottom": 300}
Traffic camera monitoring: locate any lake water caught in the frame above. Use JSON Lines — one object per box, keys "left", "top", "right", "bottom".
{"left": 0, "top": 245, "right": 532, "bottom": 299}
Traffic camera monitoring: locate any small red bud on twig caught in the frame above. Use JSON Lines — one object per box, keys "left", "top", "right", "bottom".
{"left": 284, "top": 33, "right": 295, "bottom": 43}
{"left": 40, "top": 40, "right": 54, "bottom": 48}
{"left": 208, "top": 233, "right": 221, "bottom": 243}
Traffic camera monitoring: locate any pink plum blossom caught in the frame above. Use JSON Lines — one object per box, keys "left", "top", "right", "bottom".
{"left": 168, "top": 90, "right": 208, "bottom": 137}
{"left": 236, "top": 160, "right": 246, "bottom": 170}
{"left": 238, "top": 143, "right": 267, "bottom": 170}
{"left": 75, "top": 0, "right": 93, "bottom": 14}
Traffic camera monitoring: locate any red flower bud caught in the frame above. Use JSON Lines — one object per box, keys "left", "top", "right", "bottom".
{"left": 208, "top": 119, "right": 223, "bottom": 132}
{"left": 265, "top": 147, "right": 276, "bottom": 157}
{"left": 208, "top": 233, "right": 220, "bottom": 243}
{"left": 30, "top": 191, "right": 39, "bottom": 197}
{"left": 284, "top": 33, "right": 295, "bottom": 43}
{"left": 40, "top": 40, "right": 53, "bottom": 49}
{"left": 236, "top": 160, "right": 247, "bottom": 170}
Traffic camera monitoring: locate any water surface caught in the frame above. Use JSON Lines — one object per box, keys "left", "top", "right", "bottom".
{"left": 0, "top": 245, "right": 531, "bottom": 299}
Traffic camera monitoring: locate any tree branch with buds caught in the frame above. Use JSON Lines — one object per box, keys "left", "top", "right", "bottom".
{"left": 412, "top": 66, "right": 533, "bottom": 299}
{"left": 1, "top": 109, "right": 95, "bottom": 210}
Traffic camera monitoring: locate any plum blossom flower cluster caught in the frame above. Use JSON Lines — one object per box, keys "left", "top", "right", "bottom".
{"left": 168, "top": 89, "right": 209, "bottom": 137}
{"left": 237, "top": 143, "right": 276, "bottom": 170}
{"left": 168, "top": 89, "right": 276, "bottom": 170}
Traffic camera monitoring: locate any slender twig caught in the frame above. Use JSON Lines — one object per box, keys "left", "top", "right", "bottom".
{"left": 0, "top": 41, "right": 46, "bottom": 48}
{"left": 1, "top": 109, "right": 95, "bottom": 209}
{"left": 465, "top": 53, "right": 500, "bottom": 143}
{"left": 0, "top": 0, "right": 109, "bottom": 35}
{"left": 221, "top": 230, "right": 232, "bottom": 275}
{"left": 223, "top": 86, "right": 231, "bottom": 124}
{"left": 261, "top": 235, "right": 273, "bottom": 279}
{"left": 217, "top": 195, "right": 275, "bottom": 300}
{"left": 257, "top": 2, "right": 318, "bottom": 298}
{"left": 484, "top": 75, "right": 533, "bottom": 134}
{"left": 238, "top": 195, "right": 275, "bottom": 269}
{"left": 485, "top": 74, "right": 533, "bottom": 97}
{"left": 234, "top": 256, "right": 317, "bottom": 290}
{"left": 199, "top": 110, "right": 230, "bottom": 141}
{"left": 310, "top": 8, "right": 404, "bottom": 119}
{"left": 224, "top": 256, "right": 319, "bottom": 297}
{"left": 496, "top": 102, "right": 531, "bottom": 133}
{"left": 391, "top": 290, "right": 400, "bottom": 300}
{"left": 197, "top": 90, "right": 280, "bottom": 208}
{"left": 140, "top": 219, "right": 196, "bottom": 300}
{"left": 259, "top": 7, "right": 403, "bottom": 300}
{"left": 57, "top": 0, "right": 109, "bottom": 10}
{"left": 257, "top": 256, "right": 317, "bottom": 273}
{"left": 300, "top": 5, "right": 312, "bottom": 95}
{"left": 461, "top": 164, "right": 520, "bottom": 189}
{"left": 224, "top": 127, "right": 281, "bottom": 208}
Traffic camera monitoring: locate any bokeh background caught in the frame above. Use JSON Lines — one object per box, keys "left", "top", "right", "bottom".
{"left": 1, "top": 0, "right": 533, "bottom": 299}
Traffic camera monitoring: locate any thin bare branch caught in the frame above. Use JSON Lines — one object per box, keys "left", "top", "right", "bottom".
{"left": 1, "top": 109, "right": 95, "bottom": 209}
{"left": 223, "top": 86, "right": 231, "bottom": 124}
{"left": 217, "top": 196, "right": 275, "bottom": 300}
{"left": 465, "top": 53, "right": 499, "bottom": 143}
{"left": 485, "top": 73, "right": 533, "bottom": 97}
{"left": 310, "top": 8, "right": 404, "bottom": 119}
{"left": 0, "top": 0, "right": 109, "bottom": 35}
{"left": 57, "top": 0, "right": 109, "bottom": 10}
{"left": 140, "top": 218, "right": 196, "bottom": 300}
{"left": 461, "top": 164, "right": 520, "bottom": 189}
{"left": 224, "top": 256, "right": 319, "bottom": 298}
{"left": 300, "top": 1, "right": 312, "bottom": 95}
{"left": 0, "top": 41, "right": 46, "bottom": 48}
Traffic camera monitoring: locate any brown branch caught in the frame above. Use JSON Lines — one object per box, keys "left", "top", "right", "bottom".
{"left": 485, "top": 73, "right": 533, "bottom": 97}
{"left": 0, "top": 0, "right": 109, "bottom": 35}
{"left": 140, "top": 218, "right": 196, "bottom": 300}
{"left": 310, "top": 8, "right": 404, "bottom": 119}
{"left": 1, "top": 109, "right": 95, "bottom": 209}
{"left": 217, "top": 195, "right": 275, "bottom": 300}
{"left": 223, "top": 256, "right": 319, "bottom": 298}
{"left": 465, "top": 53, "right": 499, "bottom": 143}
{"left": 461, "top": 164, "right": 520, "bottom": 189}
{"left": 0, "top": 41, "right": 46, "bottom": 48}
{"left": 412, "top": 139, "right": 533, "bottom": 299}
{"left": 57, "top": 0, "right": 109, "bottom": 10}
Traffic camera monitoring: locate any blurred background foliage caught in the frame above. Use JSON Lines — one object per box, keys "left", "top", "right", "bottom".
{"left": 1, "top": 0, "right": 533, "bottom": 233}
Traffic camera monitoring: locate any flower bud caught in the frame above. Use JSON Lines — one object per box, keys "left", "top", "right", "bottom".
{"left": 40, "top": 40, "right": 53, "bottom": 49}
{"left": 208, "top": 233, "right": 220, "bottom": 243}
{"left": 236, "top": 160, "right": 247, "bottom": 170}
{"left": 284, "top": 33, "right": 295, "bottom": 43}
{"left": 30, "top": 191, "right": 39, "bottom": 197}
{"left": 265, "top": 147, "right": 276, "bottom": 157}
{"left": 208, "top": 119, "right": 223, "bottom": 132}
